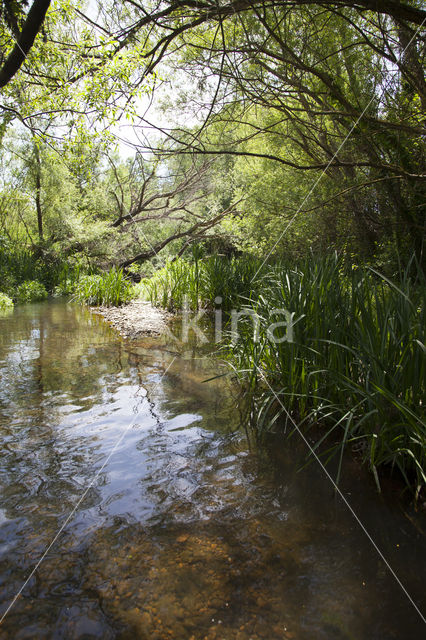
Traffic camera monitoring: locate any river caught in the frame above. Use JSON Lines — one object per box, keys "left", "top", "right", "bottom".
{"left": 0, "top": 300, "right": 425, "bottom": 639}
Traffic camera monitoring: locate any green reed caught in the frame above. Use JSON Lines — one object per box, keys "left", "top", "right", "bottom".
{"left": 54, "top": 263, "right": 83, "bottom": 296}
{"left": 0, "top": 240, "right": 71, "bottom": 294}
{"left": 74, "top": 268, "right": 134, "bottom": 307}
{"left": 229, "top": 253, "right": 425, "bottom": 495}
{"left": 140, "top": 251, "right": 424, "bottom": 493}
{"left": 141, "top": 255, "right": 266, "bottom": 312}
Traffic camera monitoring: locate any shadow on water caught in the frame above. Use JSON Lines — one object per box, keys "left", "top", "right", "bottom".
{"left": 0, "top": 300, "right": 425, "bottom": 639}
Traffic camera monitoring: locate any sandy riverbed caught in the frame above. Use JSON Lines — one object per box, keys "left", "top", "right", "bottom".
{"left": 91, "top": 299, "right": 169, "bottom": 339}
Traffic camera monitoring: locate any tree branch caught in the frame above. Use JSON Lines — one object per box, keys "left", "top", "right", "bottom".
{"left": 0, "top": 0, "right": 51, "bottom": 88}
{"left": 119, "top": 203, "right": 241, "bottom": 268}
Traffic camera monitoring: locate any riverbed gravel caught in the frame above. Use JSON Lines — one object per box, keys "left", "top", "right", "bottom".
{"left": 91, "top": 299, "right": 169, "bottom": 339}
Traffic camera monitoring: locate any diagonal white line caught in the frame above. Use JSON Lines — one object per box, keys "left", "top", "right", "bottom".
{"left": 2, "top": 6, "right": 425, "bottom": 627}
{"left": 254, "top": 365, "right": 426, "bottom": 625}
{"left": 0, "top": 354, "right": 177, "bottom": 625}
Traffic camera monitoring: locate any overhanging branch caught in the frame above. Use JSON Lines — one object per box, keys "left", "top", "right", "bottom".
{"left": 119, "top": 202, "right": 242, "bottom": 268}
{"left": 0, "top": 0, "right": 51, "bottom": 88}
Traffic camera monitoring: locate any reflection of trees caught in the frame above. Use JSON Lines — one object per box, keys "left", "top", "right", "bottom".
{"left": 0, "top": 303, "right": 235, "bottom": 549}
{"left": 0, "top": 303, "right": 425, "bottom": 639}
{"left": 0, "top": 302, "right": 234, "bottom": 634}
{"left": 126, "top": 342, "right": 235, "bottom": 432}
{"left": 0, "top": 301, "right": 133, "bottom": 593}
{"left": 0, "top": 301, "right": 122, "bottom": 420}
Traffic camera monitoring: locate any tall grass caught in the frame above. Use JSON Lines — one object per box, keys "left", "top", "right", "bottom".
{"left": 141, "top": 255, "right": 266, "bottom": 311}
{"left": 54, "top": 263, "right": 83, "bottom": 296}
{"left": 73, "top": 268, "right": 134, "bottom": 307}
{"left": 140, "top": 259, "right": 198, "bottom": 311}
{"left": 0, "top": 244, "right": 41, "bottom": 294}
{"left": 228, "top": 254, "right": 425, "bottom": 495}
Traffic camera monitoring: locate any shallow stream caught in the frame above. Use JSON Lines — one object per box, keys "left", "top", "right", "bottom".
{"left": 0, "top": 301, "right": 425, "bottom": 639}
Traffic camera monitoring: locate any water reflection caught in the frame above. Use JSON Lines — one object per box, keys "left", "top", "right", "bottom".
{"left": 0, "top": 301, "right": 425, "bottom": 639}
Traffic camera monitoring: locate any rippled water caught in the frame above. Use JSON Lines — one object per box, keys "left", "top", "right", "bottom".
{"left": 0, "top": 301, "right": 425, "bottom": 639}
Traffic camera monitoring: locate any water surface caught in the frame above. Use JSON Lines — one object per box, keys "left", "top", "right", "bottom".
{"left": 0, "top": 301, "right": 425, "bottom": 639}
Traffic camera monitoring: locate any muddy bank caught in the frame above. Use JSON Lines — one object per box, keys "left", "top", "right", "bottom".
{"left": 91, "top": 299, "right": 169, "bottom": 338}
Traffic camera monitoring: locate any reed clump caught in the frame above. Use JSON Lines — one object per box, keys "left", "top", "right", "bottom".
{"left": 0, "top": 239, "right": 78, "bottom": 299}
{"left": 143, "top": 252, "right": 425, "bottom": 494}
{"left": 140, "top": 255, "right": 266, "bottom": 311}
{"left": 73, "top": 267, "right": 134, "bottom": 307}
{"left": 228, "top": 254, "right": 425, "bottom": 495}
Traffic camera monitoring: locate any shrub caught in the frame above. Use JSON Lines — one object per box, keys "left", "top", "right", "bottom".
{"left": 15, "top": 280, "right": 48, "bottom": 304}
{"left": 0, "top": 292, "right": 13, "bottom": 311}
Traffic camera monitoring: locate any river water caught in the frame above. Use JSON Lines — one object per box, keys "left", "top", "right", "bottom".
{"left": 0, "top": 300, "right": 425, "bottom": 639}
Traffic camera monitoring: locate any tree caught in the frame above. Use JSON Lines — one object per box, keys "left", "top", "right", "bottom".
{"left": 106, "top": 151, "right": 241, "bottom": 267}
{"left": 0, "top": 1, "right": 424, "bottom": 265}
{"left": 0, "top": 0, "right": 51, "bottom": 88}
{"left": 127, "top": 2, "right": 425, "bottom": 262}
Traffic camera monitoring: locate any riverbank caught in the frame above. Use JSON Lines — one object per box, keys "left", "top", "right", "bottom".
{"left": 91, "top": 299, "right": 169, "bottom": 339}
{"left": 142, "top": 254, "right": 425, "bottom": 497}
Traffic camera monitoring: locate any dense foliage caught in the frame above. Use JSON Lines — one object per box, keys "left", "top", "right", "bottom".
{"left": 0, "top": 291, "right": 13, "bottom": 310}
{"left": 15, "top": 279, "right": 48, "bottom": 303}
{"left": 0, "top": 1, "right": 424, "bottom": 271}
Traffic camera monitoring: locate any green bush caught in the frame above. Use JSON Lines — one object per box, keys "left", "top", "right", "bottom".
{"left": 15, "top": 280, "right": 48, "bottom": 304}
{"left": 73, "top": 268, "right": 134, "bottom": 307}
{"left": 0, "top": 292, "right": 14, "bottom": 311}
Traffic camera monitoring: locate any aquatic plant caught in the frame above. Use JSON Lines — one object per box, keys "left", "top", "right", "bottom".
{"left": 141, "top": 255, "right": 266, "bottom": 312}
{"left": 53, "top": 263, "right": 83, "bottom": 296}
{"left": 139, "top": 259, "right": 198, "bottom": 311}
{"left": 136, "top": 251, "right": 425, "bottom": 493}
{"left": 228, "top": 254, "right": 425, "bottom": 495}
{"left": 73, "top": 268, "right": 134, "bottom": 307}
{"left": 0, "top": 240, "right": 70, "bottom": 295}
